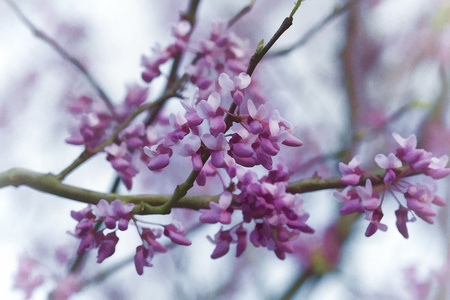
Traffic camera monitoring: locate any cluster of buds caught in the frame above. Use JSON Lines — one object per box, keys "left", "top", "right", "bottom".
{"left": 334, "top": 133, "right": 450, "bottom": 238}
{"left": 200, "top": 163, "right": 314, "bottom": 259}
{"left": 71, "top": 199, "right": 190, "bottom": 275}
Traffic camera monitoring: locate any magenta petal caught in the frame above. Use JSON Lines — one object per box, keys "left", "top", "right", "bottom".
{"left": 233, "top": 143, "right": 254, "bottom": 158}
{"left": 395, "top": 206, "right": 410, "bottom": 238}
{"left": 211, "top": 151, "right": 227, "bottom": 168}
{"left": 196, "top": 77, "right": 213, "bottom": 90}
{"left": 233, "top": 90, "right": 244, "bottom": 105}
{"left": 209, "top": 116, "right": 226, "bottom": 137}
{"left": 148, "top": 153, "right": 170, "bottom": 170}
{"left": 341, "top": 174, "right": 361, "bottom": 186}
{"left": 211, "top": 240, "right": 230, "bottom": 259}
{"left": 432, "top": 195, "right": 446, "bottom": 207}
{"left": 281, "top": 133, "right": 303, "bottom": 147}
{"left": 235, "top": 227, "right": 247, "bottom": 257}
{"left": 339, "top": 200, "right": 364, "bottom": 215}
{"left": 365, "top": 223, "right": 377, "bottom": 237}
{"left": 260, "top": 139, "right": 279, "bottom": 156}
{"left": 134, "top": 246, "right": 152, "bottom": 275}
{"left": 164, "top": 224, "right": 191, "bottom": 246}
{"left": 191, "top": 154, "right": 203, "bottom": 171}
{"left": 96, "top": 232, "right": 118, "bottom": 263}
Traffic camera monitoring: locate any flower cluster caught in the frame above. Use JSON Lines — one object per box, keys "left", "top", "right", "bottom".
{"left": 144, "top": 72, "right": 302, "bottom": 176}
{"left": 13, "top": 245, "right": 86, "bottom": 300}
{"left": 141, "top": 20, "right": 191, "bottom": 84}
{"left": 199, "top": 162, "right": 314, "bottom": 260}
{"left": 70, "top": 199, "right": 191, "bottom": 275}
{"left": 65, "top": 19, "right": 255, "bottom": 190}
{"left": 65, "top": 95, "right": 114, "bottom": 149}
{"left": 334, "top": 133, "right": 450, "bottom": 238}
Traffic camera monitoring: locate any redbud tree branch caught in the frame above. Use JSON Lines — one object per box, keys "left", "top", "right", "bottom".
{"left": 3, "top": 0, "right": 116, "bottom": 117}
{"left": 0, "top": 167, "right": 389, "bottom": 214}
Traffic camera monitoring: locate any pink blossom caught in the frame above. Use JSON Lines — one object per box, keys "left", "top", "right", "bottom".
{"left": 365, "top": 207, "right": 388, "bottom": 237}
{"left": 208, "top": 228, "right": 233, "bottom": 259}
{"left": 95, "top": 231, "right": 119, "bottom": 263}
{"left": 13, "top": 255, "right": 44, "bottom": 299}
{"left": 199, "top": 191, "right": 233, "bottom": 224}
{"left": 355, "top": 179, "right": 379, "bottom": 211}
{"left": 163, "top": 224, "right": 192, "bottom": 246}
{"left": 395, "top": 205, "right": 415, "bottom": 239}
{"left": 338, "top": 155, "right": 364, "bottom": 185}
{"left": 426, "top": 155, "right": 450, "bottom": 179}
{"left": 93, "top": 199, "right": 134, "bottom": 230}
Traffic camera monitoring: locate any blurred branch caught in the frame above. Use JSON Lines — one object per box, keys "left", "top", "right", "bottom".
{"left": 228, "top": 0, "right": 255, "bottom": 28}
{"left": 280, "top": 268, "right": 319, "bottom": 300}
{"left": 3, "top": 0, "right": 117, "bottom": 117}
{"left": 268, "top": 0, "right": 358, "bottom": 58}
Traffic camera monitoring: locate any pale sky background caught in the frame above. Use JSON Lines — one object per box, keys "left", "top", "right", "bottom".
{"left": 0, "top": 0, "right": 448, "bottom": 299}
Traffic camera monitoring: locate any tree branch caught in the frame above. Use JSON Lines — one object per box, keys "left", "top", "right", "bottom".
{"left": 0, "top": 167, "right": 391, "bottom": 215}
{"left": 0, "top": 168, "right": 217, "bottom": 214}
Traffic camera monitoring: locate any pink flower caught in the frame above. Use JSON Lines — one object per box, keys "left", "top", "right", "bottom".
{"left": 365, "top": 206, "right": 388, "bottom": 237}
{"left": 199, "top": 191, "right": 233, "bottom": 224}
{"left": 93, "top": 199, "right": 134, "bottom": 230}
{"left": 218, "top": 72, "right": 251, "bottom": 105}
{"left": 395, "top": 205, "right": 415, "bottom": 239}
{"left": 95, "top": 231, "right": 119, "bottom": 263}
{"left": 356, "top": 179, "right": 379, "bottom": 211}
{"left": 425, "top": 155, "right": 450, "bottom": 179}
{"left": 334, "top": 186, "right": 365, "bottom": 215}
{"left": 404, "top": 183, "right": 445, "bottom": 224}
{"left": 208, "top": 228, "right": 233, "bottom": 259}
{"left": 134, "top": 245, "right": 153, "bottom": 275}
{"left": 339, "top": 155, "right": 364, "bottom": 185}
{"left": 13, "top": 255, "right": 44, "bottom": 299}
{"left": 163, "top": 223, "right": 192, "bottom": 246}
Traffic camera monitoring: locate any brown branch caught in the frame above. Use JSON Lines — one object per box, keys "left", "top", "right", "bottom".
{"left": 3, "top": 0, "right": 117, "bottom": 117}
{"left": 247, "top": 16, "right": 293, "bottom": 76}
{"left": 228, "top": 0, "right": 255, "bottom": 28}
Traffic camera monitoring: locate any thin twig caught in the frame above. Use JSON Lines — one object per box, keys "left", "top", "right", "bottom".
{"left": 247, "top": 16, "right": 294, "bottom": 76}
{"left": 3, "top": 0, "right": 117, "bottom": 117}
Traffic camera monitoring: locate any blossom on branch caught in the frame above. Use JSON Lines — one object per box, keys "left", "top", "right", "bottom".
{"left": 335, "top": 133, "right": 450, "bottom": 238}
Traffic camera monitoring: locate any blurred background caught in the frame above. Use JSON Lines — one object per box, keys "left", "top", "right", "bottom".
{"left": 0, "top": 0, "right": 449, "bottom": 299}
